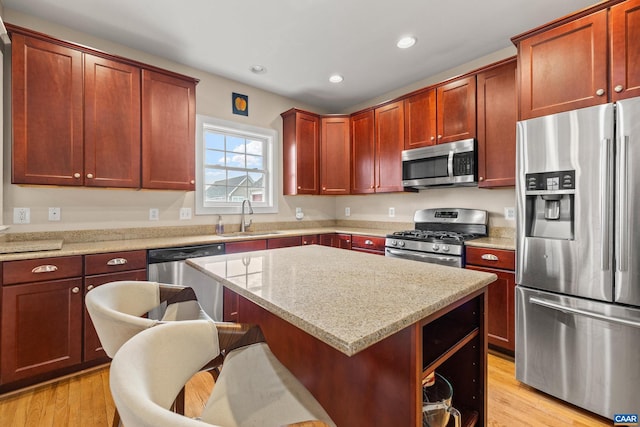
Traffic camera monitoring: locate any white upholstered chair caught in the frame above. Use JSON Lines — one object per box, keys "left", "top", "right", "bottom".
{"left": 109, "top": 319, "right": 336, "bottom": 427}
{"left": 85, "top": 280, "right": 217, "bottom": 426}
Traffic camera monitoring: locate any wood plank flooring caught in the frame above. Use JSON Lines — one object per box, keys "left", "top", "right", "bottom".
{"left": 0, "top": 353, "right": 612, "bottom": 426}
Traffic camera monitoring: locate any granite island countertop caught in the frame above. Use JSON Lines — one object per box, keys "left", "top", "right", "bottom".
{"left": 186, "top": 245, "right": 496, "bottom": 356}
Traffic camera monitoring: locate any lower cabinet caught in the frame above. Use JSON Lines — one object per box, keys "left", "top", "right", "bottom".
{"left": 465, "top": 246, "right": 516, "bottom": 353}
{"left": 350, "top": 235, "right": 385, "bottom": 255}
{"left": 0, "top": 251, "right": 147, "bottom": 389}
{"left": 319, "top": 233, "right": 352, "bottom": 249}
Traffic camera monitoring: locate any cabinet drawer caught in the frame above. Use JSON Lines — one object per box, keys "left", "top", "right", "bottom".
{"left": 465, "top": 247, "right": 515, "bottom": 270}
{"left": 351, "top": 235, "right": 385, "bottom": 252}
{"left": 267, "top": 236, "right": 302, "bottom": 249}
{"left": 85, "top": 250, "right": 147, "bottom": 275}
{"left": 3, "top": 256, "right": 83, "bottom": 285}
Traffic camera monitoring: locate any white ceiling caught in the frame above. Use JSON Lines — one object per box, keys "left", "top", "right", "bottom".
{"left": 3, "top": 0, "right": 601, "bottom": 111}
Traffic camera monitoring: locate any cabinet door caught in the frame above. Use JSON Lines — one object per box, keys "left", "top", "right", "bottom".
{"left": 610, "top": 0, "right": 640, "bottom": 101}
{"left": 476, "top": 60, "right": 517, "bottom": 188}
{"left": 320, "top": 116, "right": 350, "bottom": 195}
{"left": 267, "top": 236, "right": 302, "bottom": 249}
{"left": 282, "top": 110, "right": 319, "bottom": 195}
{"left": 466, "top": 266, "right": 515, "bottom": 352}
{"left": 374, "top": 101, "right": 404, "bottom": 193}
{"left": 11, "top": 34, "right": 84, "bottom": 186}
{"left": 350, "top": 110, "right": 376, "bottom": 194}
{"left": 518, "top": 10, "right": 608, "bottom": 119}
{"left": 84, "top": 55, "right": 141, "bottom": 188}
{"left": 301, "top": 234, "right": 319, "bottom": 246}
{"left": 83, "top": 269, "right": 147, "bottom": 362}
{"left": 436, "top": 76, "right": 476, "bottom": 144}
{"left": 404, "top": 89, "right": 437, "bottom": 149}
{"left": 141, "top": 70, "right": 196, "bottom": 190}
{"left": 1, "top": 279, "right": 83, "bottom": 383}
{"left": 223, "top": 287, "right": 239, "bottom": 322}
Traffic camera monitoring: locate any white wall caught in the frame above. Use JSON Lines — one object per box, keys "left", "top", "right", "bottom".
{"left": 2, "top": 8, "right": 517, "bottom": 233}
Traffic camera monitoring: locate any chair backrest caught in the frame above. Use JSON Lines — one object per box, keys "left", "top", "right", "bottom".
{"left": 85, "top": 280, "right": 163, "bottom": 357}
{"left": 109, "top": 320, "right": 221, "bottom": 427}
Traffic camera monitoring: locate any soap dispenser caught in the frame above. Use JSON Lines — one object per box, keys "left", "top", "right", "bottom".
{"left": 216, "top": 215, "right": 224, "bottom": 234}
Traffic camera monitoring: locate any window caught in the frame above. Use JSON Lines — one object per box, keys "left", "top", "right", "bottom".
{"left": 195, "top": 115, "right": 278, "bottom": 214}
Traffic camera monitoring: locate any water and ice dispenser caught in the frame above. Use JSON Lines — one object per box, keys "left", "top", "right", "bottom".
{"left": 524, "top": 170, "right": 575, "bottom": 240}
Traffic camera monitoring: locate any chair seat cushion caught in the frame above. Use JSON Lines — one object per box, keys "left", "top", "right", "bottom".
{"left": 201, "top": 343, "right": 335, "bottom": 427}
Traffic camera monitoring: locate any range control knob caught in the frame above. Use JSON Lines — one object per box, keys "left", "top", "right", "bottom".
{"left": 433, "top": 244, "right": 440, "bottom": 251}
{"left": 442, "top": 245, "right": 450, "bottom": 253}
{"left": 398, "top": 241, "right": 405, "bottom": 248}
{"left": 391, "top": 240, "right": 397, "bottom": 246}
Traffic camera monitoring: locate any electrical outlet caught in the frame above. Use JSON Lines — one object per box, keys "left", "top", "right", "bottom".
{"left": 149, "top": 208, "right": 159, "bottom": 221}
{"left": 504, "top": 207, "right": 515, "bottom": 220}
{"left": 295, "top": 207, "right": 302, "bottom": 214}
{"left": 345, "top": 207, "right": 351, "bottom": 217}
{"left": 389, "top": 207, "right": 395, "bottom": 218}
{"left": 13, "top": 208, "right": 30, "bottom": 224}
{"left": 48, "top": 207, "right": 61, "bottom": 221}
{"left": 179, "top": 207, "right": 192, "bottom": 220}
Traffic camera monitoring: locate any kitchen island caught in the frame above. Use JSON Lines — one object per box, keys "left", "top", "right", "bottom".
{"left": 187, "top": 245, "right": 496, "bottom": 426}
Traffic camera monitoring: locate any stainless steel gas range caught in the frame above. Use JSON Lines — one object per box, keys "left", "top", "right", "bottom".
{"left": 385, "top": 208, "right": 488, "bottom": 268}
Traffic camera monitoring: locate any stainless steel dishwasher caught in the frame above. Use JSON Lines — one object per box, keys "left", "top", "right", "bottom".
{"left": 147, "top": 243, "right": 225, "bottom": 321}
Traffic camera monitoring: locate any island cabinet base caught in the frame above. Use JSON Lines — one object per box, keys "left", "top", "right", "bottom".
{"left": 234, "top": 288, "right": 487, "bottom": 427}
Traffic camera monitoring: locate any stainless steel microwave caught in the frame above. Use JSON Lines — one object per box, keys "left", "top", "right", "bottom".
{"left": 401, "top": 139, "right": 477, "bottom": 189}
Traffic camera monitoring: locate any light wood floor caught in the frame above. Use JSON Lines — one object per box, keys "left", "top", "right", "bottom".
{"left": 0, "top": 353, "right": 612, "bottom": 426}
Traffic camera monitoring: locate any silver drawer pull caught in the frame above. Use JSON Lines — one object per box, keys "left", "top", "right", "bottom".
{"left": 31, "top": 265, "right": 58, "bottom": 274}
{"left": 71, "top": 287, "right": 80, "bottom": 294}
{"left": 107, "top": 258, "right": 128, "bottom": 266}
{"left": 365, "top": 240, "right": 374, "bottom": 246}
{"left": 481, "top": 254, "right": 499, "bottom": 261}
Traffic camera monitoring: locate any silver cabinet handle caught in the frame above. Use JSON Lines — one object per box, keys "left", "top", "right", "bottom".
{"left": 87, "top": 285, "right": 94, "bottom": 291}
{"left": 32, "top": 265, "right": 58, "bottom": 274}
{"left": 596, "top": 88, "right": 605, "bottom": 96}
{"left": 481, "top": 254, "right": 498, "bottom": 261}
{"left": 86, "top": 173, "right": 94, "bottom": 179}
{"left": 107, "top": 258, "right": 128, "bottom": 266}
{"left": 614, "top": 85, "right": 624, "bottom": 93}
{"left": 73, "top": 173, "right": 81, "bottom": 179}
{"left": 530, "top": 297, "right": 640, "bottom": 329}
{"left": 365, "top": 239, "right": 374, "bottom": 246}
{"left": 71, "top": 287, "right": 80, "bottom": 294}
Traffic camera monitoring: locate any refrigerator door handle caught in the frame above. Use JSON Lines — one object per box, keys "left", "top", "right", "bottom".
{"left": 616, "top": 135, "right": 629, "bottom": 272}
{"left": 529, "top": 297, "right": 640, "bottom": 329}
{"left": 600, "top": 138, "right": 612, "bottom": 271}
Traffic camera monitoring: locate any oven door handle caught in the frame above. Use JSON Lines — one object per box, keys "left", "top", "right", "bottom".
{"left": 385, "top": 248, "right": 458, "bottom": 264}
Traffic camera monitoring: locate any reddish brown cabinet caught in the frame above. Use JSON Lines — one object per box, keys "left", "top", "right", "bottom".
{"left": 476, "top": 59, "right": 517, "bottom": 188}
{"left": 83, "top": 250, "right": 147, "bottom": 362}
{"left": 436, "top": 76, "right": 477, "bottom": 144}
{"left": 223, "top": 239, "right": 268, "bottom": 322}
{"left": 351, "top": 235, "right": 385, "bottom": 255}
{"left": 282, "top": 109, "right": 320, "bottom": 195}
{"left": 374, "top": 101, "right": 405, "bottom": 193}
{"left": 466, "top": 246, "right": 515, "bottom": 353}
{"left": 142, "top": 70, "right": 196, "bottom": 190}
{"left": 1, "top": 256, "right": 84, "bottom": 384}
{"left": 514, "top": 9, "right": 608, "bottom": 119}
{"left": 610, "top": 0, "right": 640, "bottom": 101}
{"left": 319, "top": 233, "right": 352, "bottom": 249}
{"left": 11, "top": 32, "right": 84, "bottom": 186}
{"left": 320, "top": 116, "right": 351, "bottom": 195}
{"left": 350, "top": 110, "right": 376, "bottom": 194}
{"left": 225, "top": 239, "right": 268, "bottom": 254}
{"left": 267, "top": 236, "right": 302, "bottom": 249}
{"left": 301, "top": 234, "right": 319, "bottom": 246}
{"left": 404, "top": 89, "right": 437, "bottom": 149}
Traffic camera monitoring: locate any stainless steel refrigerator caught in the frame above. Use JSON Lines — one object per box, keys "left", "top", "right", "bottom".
{"left": 515, "top": 97, "right": 640, "bottom": 419}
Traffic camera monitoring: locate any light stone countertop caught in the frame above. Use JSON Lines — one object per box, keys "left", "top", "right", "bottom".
{"left": 0, "top": 227, "right": 396, "bottom": 262}
{"left": 187, "top": 245, "right": 496, "bottom": 356}
{"left": 465, "top": 236, "right": 516, "bottom": 251}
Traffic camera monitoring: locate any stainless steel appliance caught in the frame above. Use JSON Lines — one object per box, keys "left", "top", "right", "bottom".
{"left": 516, "top": 97, "right": 640, "bottom": 419}
{"left": 385, "top": 208, "right": 487, "bottom": 268}
{"left": 402, "top": 139, "right": 477, "bottom": 189}
{"left": 147, "top": 243, "right": 225, "bottom": 321}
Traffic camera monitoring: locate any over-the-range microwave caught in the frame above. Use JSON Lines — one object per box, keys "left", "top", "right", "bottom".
{"left": 401, "top": 139, "right": 477, "bottom": 189}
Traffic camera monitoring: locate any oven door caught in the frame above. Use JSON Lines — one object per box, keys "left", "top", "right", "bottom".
{"left": 385, "top": 247, "right": 461, "bottom": 268}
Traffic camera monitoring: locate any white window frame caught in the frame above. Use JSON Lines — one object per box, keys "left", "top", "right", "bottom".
{"left": 195, "top": 115, "right": 278, "bottom": 215}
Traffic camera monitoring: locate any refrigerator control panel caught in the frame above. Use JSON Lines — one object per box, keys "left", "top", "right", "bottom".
{"left": 526, "top": 170, "right": 575, "bottom": 192}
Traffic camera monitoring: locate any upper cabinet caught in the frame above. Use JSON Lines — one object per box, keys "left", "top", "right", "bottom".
{"left": 476, "top": 59, "right": 517, "bottom": 188}
{"left": 350, "top": 110, "right": 376, "bottom": 194}
{"left": 610, "top": 0, "right": 640, "bottom": 101}
{"left": 320, "top": 116, "right": 350, "bottom": 195}
{"left": 9, "top": 25, "right": 197, "bottom": 190}
{"left": 403, "top": 75, "right": 476, "bottom": 150}
{"left": 436, "top": 76, "right": 477, "bottom": 144}
{"left": 374, "top": 101, "right": 405, "bottom": 193}
{"left": 281, "top": 108, "right": 320, "bottom": 195}
{"left": 141, "top": 70, "right": 196, "bottom": 190}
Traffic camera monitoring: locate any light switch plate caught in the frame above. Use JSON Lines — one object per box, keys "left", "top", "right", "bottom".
{"left": 345, "top": 207, "right": 351, "bottom": 217}
{"left": 13, "top": 208, "right": 30, "bottom": 224}
{"left": 179, "top": 207, "right": 192, "bottom": 220}
{"left": 389, "top": 207, "right": 395, "bottom": 217}
{"left": 504, "top": 207, "right": 515, "bottom": 220}
{"left": 149, "top": 208, "right": 159, "bottom": 221}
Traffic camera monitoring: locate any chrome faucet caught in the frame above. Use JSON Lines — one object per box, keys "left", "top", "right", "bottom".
{"left": 240, "top": 199, "right": 254, "bottom": 232}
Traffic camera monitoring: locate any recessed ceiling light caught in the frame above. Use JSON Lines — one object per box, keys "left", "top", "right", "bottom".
{"left": 250, "top": 64, "right": 266, "bottom": 74}
{"left": 397, "top": 36, "right": 417, "bottom": 49}
{"left": 329, "top": 74, "right": 344, "bottom": 83}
